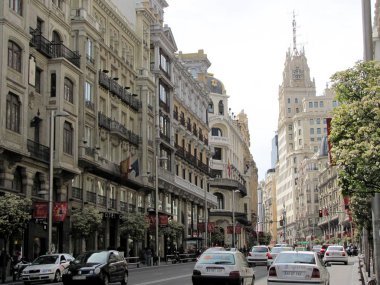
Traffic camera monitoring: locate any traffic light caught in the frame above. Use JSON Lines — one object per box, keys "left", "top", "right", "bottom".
{"left": 318, "top": 209, "right": 323, "bottom": 217}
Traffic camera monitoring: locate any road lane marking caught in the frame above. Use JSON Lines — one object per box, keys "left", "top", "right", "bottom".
{"left": 134, "top": 273, "right": 192, "bottom": 285}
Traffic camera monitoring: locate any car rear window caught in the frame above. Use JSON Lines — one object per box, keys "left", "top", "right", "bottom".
{"left": 252, "top": 247, "right": 268, "bottom": 252}
{"left": 197, "top": 253, "right": 235, "bottom": 265}
{"left": 328, "top": 246, "right": 343, "bottom": 251}
{"left": 271, "top": 247, "right": 293, "bottom": 253}
{"left": 275, "top": 252, "right": 316, "bottom": 264}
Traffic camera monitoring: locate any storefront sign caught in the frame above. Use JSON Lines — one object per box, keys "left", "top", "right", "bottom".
{"left": 53, "top": 202, "right": 68, "bottom": 222}
{"left": 33, "top": 202, "right": 48, "bottom": 219}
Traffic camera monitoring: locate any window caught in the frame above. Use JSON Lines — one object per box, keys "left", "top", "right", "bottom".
{"left": 287, "top": 98, "right": 290, "bottom": 103}
{"left": 159, "top": 82, "right": 168, "bottom": 104}
{"left": 51, "top": 73, "right": 56, "bottom": 97}
{"left": 295, "top": 98, "right": 298, "bottom": 103}
{"left": 310, "top": 119, "right": 314, "bottom": 125}
{"left": 160, "top": 51, "right": 170, "bottom": 74}
{"left": 9, "top": 0, "right": 22, "bottom": 15}
{"left": 218, "top": 100, "right": 224, "bottom": 115}
{"left": 64, "top": 77, "right": 74, "bottom": 103}
{"left": 287, "top": 108, "right": 291, "bottom": 113}
{"left": 310, "top": 128, "right": 314, "bottom": 135}
{"left": 298, "top": 129, "right": 302, "bottom": 135}
{"left": 85, "top": 81, "right": 93, "bottom": 108}
{"left": 288, "top": 124, "right": 292, "bottom": 131}
{"left": 208, "top": 102, "right": 214, "bottom": 113}
{"left": 32, "top": 173, "right": 42, "bottom": 196}
{"left": 332, "top": 101, "right": 338, "bottom": 107}
{"left": 86, "top": 38, "right": 94, "bottom": 63}
{"left": 159, "top": 113, "right": 170, "bottom": 137}
{"left": 319, "top": 101, "right": 324, "bottom": 107}
{"left": 214, "top": 193, "right": 224, "bottom": 209}
{"left": 36, "top": 18, "right": 43, "bottom": 33}
{"left": 212, "top": 147, "right": 222, "bottom": 160}
{"left": 317, "top": 128, "right": 321, "bottom": 134}
{"left": 35, "top": 68, "right": 42, "bottom": 93}
{"left": 63, "top": 122, "right": 73, "bottom": 155}
{"left": 309, "top": 102, "right": 313, "bottom": 108}
{"left": 314, "top": 102, "right": 318, "bottom": 108}
{"left": 13, "top": 167, "right": 23, "bottom": 192}
{"left": 8, "top": 41, "right": 21, "bottom": 71}
{"left": 211, "top": 127, "right": 222, "bottom": 137}
{"left": 296, "top": 107, "right": 299, "bottom": 113}
{"left": 6, "top": 93, "right": 21, "bottom": 133}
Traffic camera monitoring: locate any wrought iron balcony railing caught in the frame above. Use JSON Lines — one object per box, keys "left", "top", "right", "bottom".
{"left": 27, "top": 139, "right": 49, "bottom": 163}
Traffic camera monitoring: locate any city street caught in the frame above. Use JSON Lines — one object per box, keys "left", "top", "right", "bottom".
{"left": 6, "top": 256, "right": 360, "bottom": 285}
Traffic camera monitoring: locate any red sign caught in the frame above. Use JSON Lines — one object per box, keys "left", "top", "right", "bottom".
{"left": 53, "top": 202, "right": 68, "bottom": 222}
{"left": 198, "top": 223, "right": 205, "bottom": 232}
{"left": 227, "top": 226, "right": 233, "bottom": 234}
{"left": 148, "top": 214, "right": 169, "bottom": 228}
{"left": 33, "top": 202, "right": 48, "bottom": 219}
{"left": 207, "top": 222, "right": 215, "bottom": 232}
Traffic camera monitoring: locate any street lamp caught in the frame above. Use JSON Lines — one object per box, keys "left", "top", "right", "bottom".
{"left": 155, "top": 155, "right": 168, "bottom": 266}
{"left": 232, "top": 189, "right": 240, "bottom": 248}
{"left": 48, "top": 110, "right": 69, "bottom": 254}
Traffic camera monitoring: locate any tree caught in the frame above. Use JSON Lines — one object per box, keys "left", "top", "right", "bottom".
{"left": 330, "top": 60, "right": 380, "bottom": 197}
{"left": 119, "top": 212, "right": 149, "bottom": 241}
{"left": 211, "top": 227, "right": 224, "bottom": 246}
{"left": 160, "top": 220, "right": 184, "bottom": 240}
{"left": 71, "top": 205, "right": 103, "bottom": 238}
{"left": 330, "top": 61, "right": 380, "bottom": 229}
{"left": 0, "top": 192, "right": 32, "bottom": 247}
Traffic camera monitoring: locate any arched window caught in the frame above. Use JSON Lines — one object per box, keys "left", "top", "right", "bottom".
{"left": 6, "top": 93, "right": 21, "bottom": 133}
{"left": 214, "top": 193, "right": 224, "bottom": 209}
{"left": 208, "top": 102, "right": 214, "bottom": 113}
{"left": 8, "top": 41, "right": 22, "bottom": 71}
{"left": 63, "top": 121, "right": 73, "bottom": 155}
{"left": 52, "top": 31, "right": 62, "bottom": 57}
{"left": 64, "top": 77, "right": 74, "bottom": 103}
{"left": 211, "top": 127, "right": 222, "bottom": 137}
{"left": 13, "top": 167, "right": 23, "bottom": 192}
{"left": 218, "top": 100, "right": 224, "bottom": 115}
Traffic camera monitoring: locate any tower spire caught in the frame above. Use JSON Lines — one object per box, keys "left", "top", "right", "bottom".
{"left": 292, "top": 11, "right": 298, "bottom": 54}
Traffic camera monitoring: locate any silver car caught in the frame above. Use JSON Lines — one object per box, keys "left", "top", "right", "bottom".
{"left": 267, "top": 251, "right": 330, "bottom": 285}
{"left": 267, "top": 246, "right": 293, "bottom": 269}
{"left": 192, "top": 250, "right": 255, "bottom": 285}
{"left": 247, "top": 245, "right": 270, "bottom": 266}
{"left": 323, "top": 245, "right": 348, "bottom": 265}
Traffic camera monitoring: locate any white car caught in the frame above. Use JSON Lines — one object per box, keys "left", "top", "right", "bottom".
{"left": 267, "top": 246, "right": 293, "bottom": 269}
{"left": 21, "top": 253, "right": 74, "bottom": 284}
{"left": 192, "top": 250, "right": 255, "bottom": 285}
{"left": 323, "top": 245, "right": 348, "bottom": 265}
{"left": 247, "top": 245, "right": 270, "bottom": 266}
{"left": 267, "top": 251, "right": 330, "bottom": 285}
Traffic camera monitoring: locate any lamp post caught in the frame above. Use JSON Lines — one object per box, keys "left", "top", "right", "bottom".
{"left": 232, "top": 190, "right": 239, "bottom": 248}
{"left": 48, "top": 110, "right": 69, "bottom": 254}
{"left": 155, "top": 155, "right": 167, "bottom": 266}
{"left": 204, "top": 182, "right": 208, "bottom": 248}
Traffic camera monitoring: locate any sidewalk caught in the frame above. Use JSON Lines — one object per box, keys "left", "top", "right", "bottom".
{"left": 358, "top": 254, "right": 377, "bottom": 285}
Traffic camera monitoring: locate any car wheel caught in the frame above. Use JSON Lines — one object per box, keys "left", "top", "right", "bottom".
{"left": 121, "top": 271, "right": 128, "bottom": 285}
{"left": 344, "top": 261, "right": 348, "bottom": 265}
{"left": 24, "top": 282, "right": 31, "bottom": 285}
{"left": 53, "top": 270, "right": 61, "bottom": 282}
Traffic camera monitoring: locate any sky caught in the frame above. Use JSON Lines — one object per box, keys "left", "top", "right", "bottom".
{"left": 164, "top": 0, "right": 365, "bottom": 181}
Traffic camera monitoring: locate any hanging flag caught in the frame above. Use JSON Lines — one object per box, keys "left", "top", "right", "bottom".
{"left": 129, "top": 159, "right": 139, "bottom": 177}
{"left": 120, "top": 157, "right": 130, "bottom": 178}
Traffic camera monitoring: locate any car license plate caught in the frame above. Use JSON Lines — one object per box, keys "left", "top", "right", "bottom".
{"left": 284, "top": 271, "right": 303, "bottom": 276}
{"left": 207, "top": 268, "right": 224, "bottom": 273}
{"left": 73, "top": 275, "right": 86, "bottom": 280}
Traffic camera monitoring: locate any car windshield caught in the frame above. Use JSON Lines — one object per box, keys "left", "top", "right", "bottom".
{"left": 197, "top": 253, "right": 235, "bottom": 265}
{"left": 252, "top": 247, "right": 267, "bottom": 252}
{"left": 74, "top": 251, "right": 108, "bottom": 264}
{"left": 328, "top": 246, "right": 344, "bottom": 251}
{"left": 275, "top": 252, "right": 316, "bottom": 264}
{"left": 32, "top": 255, "right": 58, "bottom": 265}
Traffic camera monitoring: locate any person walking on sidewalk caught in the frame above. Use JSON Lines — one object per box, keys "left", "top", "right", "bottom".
{"left": 0, "top": 250, "right": 10, "bottom": 283}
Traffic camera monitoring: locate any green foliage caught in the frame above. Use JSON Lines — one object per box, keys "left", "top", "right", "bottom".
{"left": 0, "top": 193, "right": 31, "bottom": 241}
{"left": 330, "top": 61, "right": 380, "bottom": 196}
{"left": 71, "top": 205, "right": 103, "bottom": 238}
{"left": 330, "top": 61, "right": 380, "bottom": 230}
{"left": 211, "top": 227, "right": 225, "bottom": 246}
{"left": 120, "top": 212, "right": 149, "bottom": 241}
{"left": 160, "top": 220, "right": 184, "bottom": 239}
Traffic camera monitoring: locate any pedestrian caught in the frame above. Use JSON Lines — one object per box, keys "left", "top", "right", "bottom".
{"left": 145, "top": 247, "right": 152, "bottom": 266}
{"left": 0, "top": 250, "right": 10, "bottom": 283}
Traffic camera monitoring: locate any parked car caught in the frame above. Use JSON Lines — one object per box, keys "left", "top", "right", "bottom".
{"left": 323, "top": 245, "right": 348, "bottom": 265}
{"left": 312, "top": 245, "right": 322, "bottom": 255}
{"left": 62, "top": 250, "right": 128, "bottom": 285}
{"left": 21, "top": 253, "right": 74, "bottom": 284}
{"left": 266, "top": 246, "right": 293, "bottom": 269}
{"left": 267, "top": 251, "right": 330, "bottom": 285}
{"left": 247, "top": 245, "right": 270, "bottom": 266}
{"left": 192, "top": 250, "right": 255, "bottom": 285}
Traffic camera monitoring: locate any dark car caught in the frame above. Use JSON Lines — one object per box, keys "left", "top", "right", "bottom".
{"left": 62, "top": 250, "right": 128, "bottom": 285}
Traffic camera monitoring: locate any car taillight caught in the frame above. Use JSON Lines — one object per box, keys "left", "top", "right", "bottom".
{"left": 311, "top": 268, "right": 320, "bottom": 278}
{"left": 248, "top": 252, "right": 252, "bottom": 256}
{"left": 268, "top": 267, "right": 277, "bottom": 277}
{"left": 193, "top": 270, "right": 201, "bottom": 276}
{"left": 342, "top": 252, "right": 346, "bottom": 256}
{"left": 326, "top": 252, "right": 329, "bottom": 256}
{"left": 229, "top": 271, "right": 240, "bottom": 278}
{"left": 267, "top": 252, "right": 272, "bottom": 259}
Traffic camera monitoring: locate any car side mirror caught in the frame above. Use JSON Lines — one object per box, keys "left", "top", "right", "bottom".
{"left": 325, "top": 262, "right": 331, "bottom": 267}
{"left": 60, "top": 260, "right": 66, "bottom": 264}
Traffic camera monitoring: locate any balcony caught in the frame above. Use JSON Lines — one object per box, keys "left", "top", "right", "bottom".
{"left": 109, "top": 198, "right": 116, "bottom": 209}
{"left": 86, "top": 191, "right": 97, "bottom": 204}
{"left": 98, "top": 195, "right": 106, "bottom": 206}
{"left": 30, "top": 28, "right": 80, "bottom": 68}
{"left": 209, "top": 178, "right": 247, "bottom": 196}
{"left": 174, "top": 176, "right": 217, "bottom": 205}
{"left": 71, "top": 187, "right": 83, "bottom": 200}
{"left": 27, "top": 139, "right": 49, "bottom": 163}
{"left": 98, "top": 113, "right": 140, "bottom": 146}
